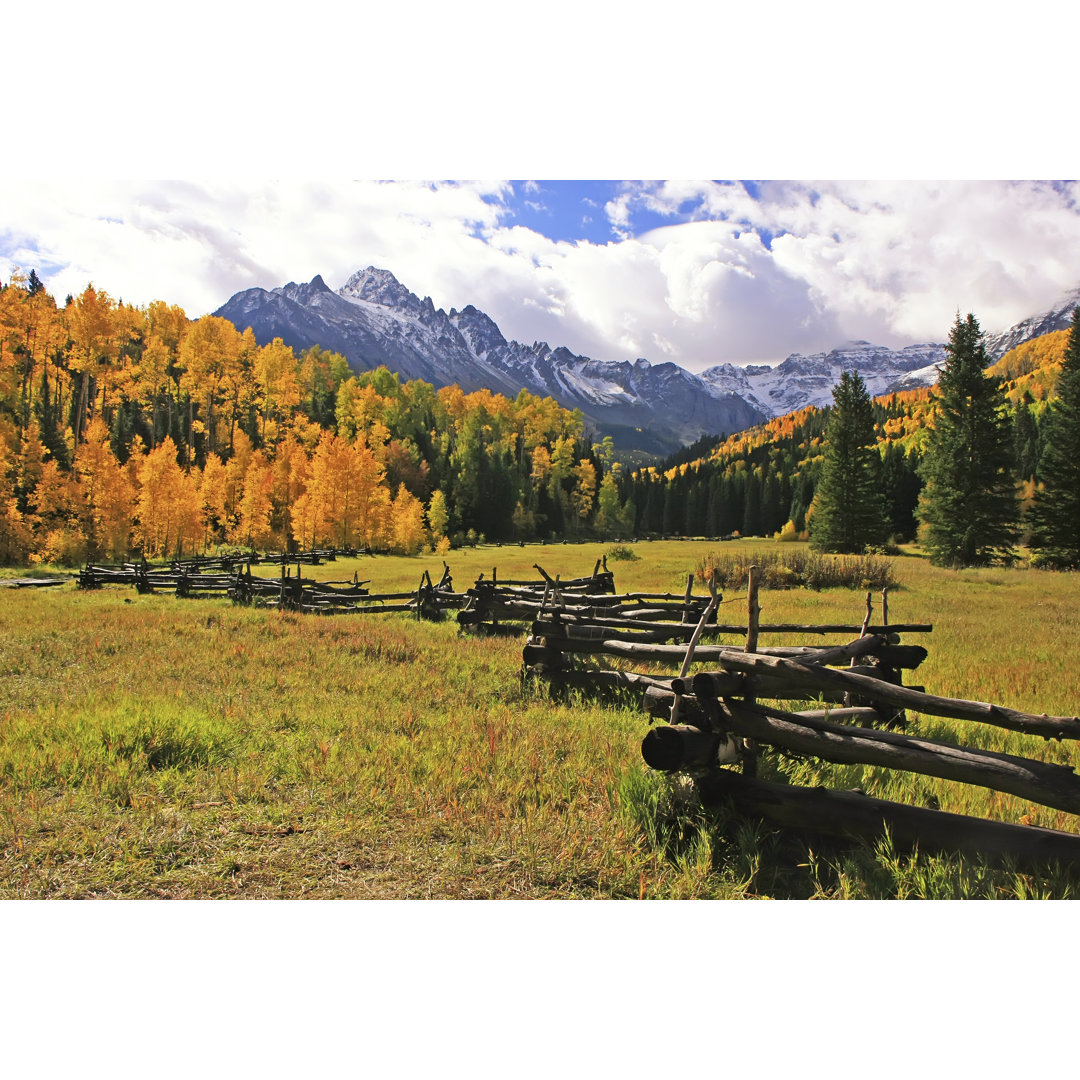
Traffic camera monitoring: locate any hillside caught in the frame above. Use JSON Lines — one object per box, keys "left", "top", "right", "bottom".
{"left": 618, "top": 329, "right": 1070, "bottom": 544}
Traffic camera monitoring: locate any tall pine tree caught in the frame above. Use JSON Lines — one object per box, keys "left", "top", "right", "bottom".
{"left": 918, "top": 312, "right": 1019, "bottom": 566}
{"left": 809, "top": 369, "right": 888, "bottom": 553}
{"left": 1028, "top": 307, "right": 1080, "bottom": 567}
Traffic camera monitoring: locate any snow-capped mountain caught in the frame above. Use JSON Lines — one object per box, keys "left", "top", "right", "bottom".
{"left": 699, "top": 342, "right": 947, "bottom": 416}
{"left": 216, "top": 266, "right": 1075, "bottom": 454}
{"left": 983, "top": 286, "right": 1080, "bottom": 359}
{"left": 215, "top": 268, "right": 767, "bottom": 454}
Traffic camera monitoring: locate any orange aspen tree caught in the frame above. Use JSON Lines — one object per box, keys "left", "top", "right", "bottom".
{"left": 253, "top": 337, "right": 302, "bottom": 446}
{"left": 178, "top": 316, "right": 242, "bottom": 459}
{"left": 0, "top": 437, "right": 32, "bottom": 563}
{"left": 28, "top": 458, "right": 82, "bottom": 564}
{"left": 64, "top": 284, "right": 119, "bottom": 447}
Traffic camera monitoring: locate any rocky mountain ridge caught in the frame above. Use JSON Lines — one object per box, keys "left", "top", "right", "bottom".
{"left": 214, "top": 267, "right": 1077, "bottom": 454}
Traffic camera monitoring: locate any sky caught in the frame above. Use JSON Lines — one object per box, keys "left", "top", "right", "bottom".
{"left": 5, "top": 4, "right": 1080, "bottom": 376}
{"left": 5, "top": 178, "right": 1080, "bottom": 373}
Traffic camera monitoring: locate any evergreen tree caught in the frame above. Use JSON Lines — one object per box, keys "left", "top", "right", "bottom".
{"left": 1012, "top": 393, "right": 1040, "bottom": 480}
{"left": 918, "top": 313, "right": 1019, "bottom": 566}
{"left": 1028, "top": 307, "right": 1080, "bottom": 567}
{"left": 809, "top": 370, "right": 888, "bottom": 553}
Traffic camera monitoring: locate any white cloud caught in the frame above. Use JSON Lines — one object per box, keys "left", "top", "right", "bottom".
{"left": 4, "top": 179, "right": 1080, "bottom": 373}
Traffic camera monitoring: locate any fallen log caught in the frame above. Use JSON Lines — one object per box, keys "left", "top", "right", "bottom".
{"left": 537, "top": 669, "right": 676, "bottom": 694}
{"left": 543, "top": 614, "right": 930, "bottom": 637}
{"left": 641, "top": 725, "right": 739, "bottom": 771}
{"left": 702, "top": 698, "right": 1080, "bottom": 816}
{"left": 526, "top": 634, "right": 891, "bottom": 667}
{"left": 694, "top": 769, "right": 1080, "bottom": 869}
{"left": 642, "top": 686, "right": 880, "bottom": 728}
{"left": 714, "top": 651, "right": 1080, "bottom": 741}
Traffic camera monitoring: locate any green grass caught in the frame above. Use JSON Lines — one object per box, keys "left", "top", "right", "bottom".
{"left": 4, "top": 538, "right": 1080, "bottom": 898}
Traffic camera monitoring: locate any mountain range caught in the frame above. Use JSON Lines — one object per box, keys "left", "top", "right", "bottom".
{"left": 214, "top": 268, "right": 1078, "bottom": 456}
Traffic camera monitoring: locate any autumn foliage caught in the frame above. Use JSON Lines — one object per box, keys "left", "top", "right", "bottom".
{"left": 0, "top": 272, "right": 608, "bottom": 565}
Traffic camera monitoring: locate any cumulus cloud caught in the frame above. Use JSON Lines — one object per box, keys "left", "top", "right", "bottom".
{"left": 4, "top": 179, "right": 1080, "bottom": 373}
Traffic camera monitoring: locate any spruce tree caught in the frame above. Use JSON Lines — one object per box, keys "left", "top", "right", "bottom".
{"left": 1028, "top": 307, "right": 1080, "bottom": 567}
{"left": 918, "top": 312, "right": 1019, "bottom": 566}
{"left": 809, "top": 369, "right": 888, "bottom": 553}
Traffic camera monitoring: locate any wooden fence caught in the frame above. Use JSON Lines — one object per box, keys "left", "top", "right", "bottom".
{"left": 523, "top": 566, "right": 1080, "bottom": 867}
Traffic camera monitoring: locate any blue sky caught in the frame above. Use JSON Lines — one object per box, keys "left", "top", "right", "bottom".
{"left": 502, "top": 181, "right": 689, "bottom": 244}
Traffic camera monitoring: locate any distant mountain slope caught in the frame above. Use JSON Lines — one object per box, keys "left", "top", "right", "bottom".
{"left": 984, "top": 287, "right": 1080, "bottom": 359}
{"left": 700, "top": 341, "right": 947, "bottom": 416}
{"left": 215, "top": 268, "right": 1080, "bottom": 456}
{"left": 214, "top": 268, "right": 948, "bottom": 455}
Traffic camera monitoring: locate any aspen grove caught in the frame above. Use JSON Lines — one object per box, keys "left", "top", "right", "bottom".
{"left": 0, "top": 273, "right": 613, "bottom": 564}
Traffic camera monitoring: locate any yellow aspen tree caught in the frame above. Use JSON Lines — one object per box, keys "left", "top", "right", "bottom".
{"left": 224, "top": 429, "right": 254, "bottom": 524}
{"left": 64, "top": 284, "right": 118, "bottom": 447}
{"left": 391, "top": 483, "right": 427, "bottom": 555}
{"left": 75, "top": 417, "right": 135, "bottom": 559}
{"left": 304, "top": 431, "right": 390, "bottom": 549}
{"left": 135, "top": 436, "right": 188, "bottom": 557}
{"left": 177, "top": 315, "right": 242, "bottom": 459}
{"left": 253, "top": 337, "right": 302, "bottom": 446}
{"left": 198, "top": 452, "right": 230, "bottom": 547}
{"left": 232, "top": 451, "right": 276, "bottom": 550}
{"left": 18, "top": 419, "right": 46, "bottom": 502}
{"left": 0, "top": 437, "right": 33, "bottom": 564}
{"left": 271, "top": 431, "right": 310, "bottom": 540}
{"left": 351, "top": 438, "right": 391, "bottom": 550}
{"left": 426, "top": 488, "right": 449, "bottom": 545}
{"left": 572, "top": 458, "right": 597, "bottom": 523}
{"left": 170, "top": 468, "right": 204, "bottom": 558}
{"left": 27, "top": 452, "right": 82, "bottom": 564}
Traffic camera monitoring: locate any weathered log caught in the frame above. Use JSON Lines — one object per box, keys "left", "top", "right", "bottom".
{"left": 534, "top": 612, "right": 928, "bottom": 639}
{"left": 530, "top": 620, "right": 926, "bottom": 669}
{"left": 716, "top": 651, "right": 1080, "bottom": 741}
{"left": 527, "top": 634, "right": 892, "bottom": 668}
{"left": 686, "top": 669, "right": 849, "bottom": 704}
{"left": 694, "top": 769, "right": 1080, "bottom": 869}
{"left": 646, "top": 687, "right": 882, "bottom": 729}
{"left": 539, "top": 669, "right": 675, "bottom": 694}
{"left": 644, "top": 686, "right": 711, "bottom": 726}
{"left": 642, "top": 725, "right": 738, "bottom": 771}
{"left": 709, "top": 698, "right": 1080, "bottom": 815}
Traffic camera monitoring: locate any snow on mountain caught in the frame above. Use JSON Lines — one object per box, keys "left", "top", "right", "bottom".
{"left": 983, "top": 286, "right": 1080, "bottom": 359}
{"left": 215, "top": 266, "right": 1079, "bottom": 454}
{"left": 701, "top": 341, "right": 946, "bottom": 416}
{"left": 215, "top": 268, "right": 767, "bottom": 454}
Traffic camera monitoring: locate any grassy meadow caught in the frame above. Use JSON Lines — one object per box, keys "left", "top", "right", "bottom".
{"left": 4, "top": 538, "right": 1080, "bottom": 899}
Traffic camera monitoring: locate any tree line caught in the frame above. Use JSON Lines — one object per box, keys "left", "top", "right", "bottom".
{"left": 619, "top": 308, "right": 1080, "bottom": 570}
{"left": 809, "top": 308, "right": 1080, "bottom": 567}
{"left": 4, "top": 267, "right": 1079, "bottom": 569}
{"left": 0, "top": 272, "right": 625, "bottom": 564}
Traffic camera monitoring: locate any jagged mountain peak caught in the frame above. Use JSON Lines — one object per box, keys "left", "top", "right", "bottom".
{"left": 339, "top": 266, "right": 422, "bottom": 314}
{"left": 213, "top": 267, "right": 1080, "bottom": 456}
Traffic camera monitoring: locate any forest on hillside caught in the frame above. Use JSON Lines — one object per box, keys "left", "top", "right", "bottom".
{"left": 0, "top": 272, "right": 630, "bottom": 564}
{"left": 0, "top": 269, "right": 1073, "bottom": 566}
{"left": 625, "top": 327, "right": 1066, "bottom": 548}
